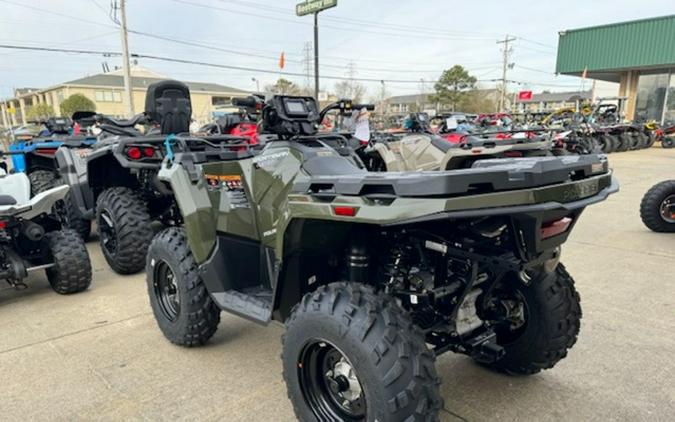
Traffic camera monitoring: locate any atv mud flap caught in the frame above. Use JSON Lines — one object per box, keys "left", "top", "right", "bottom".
{"left": 55, "top": 147, "right": 95, "bottom": 219}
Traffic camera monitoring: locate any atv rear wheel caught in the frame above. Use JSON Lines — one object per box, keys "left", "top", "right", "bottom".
{"left": 45, "top": 229, "right": 92, "bottom": 294}
{"left": 639, "top": 180, "right": 675, "bottom": 232}
{"left": 146, "top": 227, "right": 220, "bottom": 346}
{"left": 96, "top": 187, "right": 154, "bottom": 274}
{"left": 282, "top": 282, "right": 443, "bottom": 421}
{"left": 604, "top": 134, "right": 619, "bottom": 153}
{"left": 479, "top": 264, "right": 581, "bottom": 375}
{"left": 29, "top": 170, "right": 58, "bottom": 195}
{"left": 616, "top": 133, "right": 630, "bottom": 152}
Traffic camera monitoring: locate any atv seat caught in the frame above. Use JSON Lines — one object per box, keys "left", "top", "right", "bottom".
{"left": 145, "top": 80, "right": 192, "bottom": 135}
{"left": 0, "top": 195, "right": 16, "bottom": 206}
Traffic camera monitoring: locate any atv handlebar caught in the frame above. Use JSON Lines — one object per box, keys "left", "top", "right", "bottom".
{"left": 232, "top": 97, "right": 258, "bottom": 108}
{"left": 95, "top": 113, "right": 148, "bottom": 128}
{"left": 319, "top": 100, "right": 375, "bottom": 122}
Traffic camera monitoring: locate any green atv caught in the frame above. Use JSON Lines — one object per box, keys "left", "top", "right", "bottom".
{"left": 146, "top": 95, "right": 618, "bottom": 421}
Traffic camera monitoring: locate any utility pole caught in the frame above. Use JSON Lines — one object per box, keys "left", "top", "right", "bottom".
{"left": 295, "top": 0, "right": 338, "bottom": 100}
{"left": 497, "top": 35, "right": 516, "bottom": 112}
{"left": 313, "top": 12, "right": 319, "bottom": 100}
{"left": 118, "top": 0, "right": 134, "bottom": 116}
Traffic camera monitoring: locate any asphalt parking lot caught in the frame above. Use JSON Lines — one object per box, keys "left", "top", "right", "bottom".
{"left": 1, "top": 147, "right": 674, "bottom": 422}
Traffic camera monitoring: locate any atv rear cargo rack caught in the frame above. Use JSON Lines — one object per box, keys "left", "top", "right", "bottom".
{"left": 295, "top": 155, "right": 611, "bottom": 198}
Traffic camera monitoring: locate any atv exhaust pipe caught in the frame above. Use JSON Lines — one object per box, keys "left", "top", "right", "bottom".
{"left": 22, "top": 221, "right": 45, "bottom": 242}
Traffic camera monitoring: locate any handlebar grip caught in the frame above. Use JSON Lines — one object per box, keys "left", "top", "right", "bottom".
{"left": 352, "top": 104, "right": 375, "bottom": 111}
{"left": 233, "top": 97, "right": 258, "bottom": 108}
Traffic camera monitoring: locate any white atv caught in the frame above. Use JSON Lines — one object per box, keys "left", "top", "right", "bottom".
{"left": 0, "top": 154, "right": 91, "bottom": 294}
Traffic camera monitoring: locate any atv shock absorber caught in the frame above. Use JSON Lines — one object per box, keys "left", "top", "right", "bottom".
{"left": 346, "top": 240, "right": 369, "bottom": 284}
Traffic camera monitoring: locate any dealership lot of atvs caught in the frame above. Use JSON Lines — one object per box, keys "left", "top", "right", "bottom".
{"left": 0, "top": 146, "right": 672, "bottom": 421}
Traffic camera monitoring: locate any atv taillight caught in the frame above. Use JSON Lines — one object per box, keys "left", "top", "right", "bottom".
{"left": 541, "top": 217, "right": 572, "bottom": 239}
{"left": 126, "top": 147, "right": 142, "bottom": 160}
{"left": 36, "top": 148, "right": 57, "bottom": 155}
{"left": 333, "top": 206, "right": 358, "bottom": 217}
{"left": 143, "top": 147, "right": 155, "bottom": 158}
{"left": 0, "top": 221, "right": 6, "bottom": 229}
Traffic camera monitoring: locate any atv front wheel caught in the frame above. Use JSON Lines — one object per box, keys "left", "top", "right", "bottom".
{"left": 96, "top": 187, "right": 154, "bottom": 274}
{"left": 282, "top": 282, "right": 443, "bottom": 421}
{"left": 639, "top": 180, "right": 675, "bottom": 232}
{"left": 146, "top": 227, "right": 221, "bottom": 346}
{"left": 29, "top": 170, "right": 57, "bottom": 195}
{"left": 45, "top": 229, "right": 92, "bottom": 294}
{"left": 479, "top": 264, "right": 581, "bottom": 375}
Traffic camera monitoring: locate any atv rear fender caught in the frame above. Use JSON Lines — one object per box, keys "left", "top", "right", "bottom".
{"left": 55, "top": 147, "right": 95, "bottom": 219}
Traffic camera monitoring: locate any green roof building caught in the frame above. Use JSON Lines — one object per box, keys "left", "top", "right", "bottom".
{"left": 556, "top": 15, "right": 675, "bottom": 123}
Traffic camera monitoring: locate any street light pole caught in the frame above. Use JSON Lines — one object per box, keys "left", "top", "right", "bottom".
{"left": 313, "top": 12, "right": 319, "bottom": 100}
{"left": 119, "top": 0, "right": 134, "bottom": 116}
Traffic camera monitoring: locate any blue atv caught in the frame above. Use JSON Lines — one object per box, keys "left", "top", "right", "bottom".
{"left": 9, "top": 114, "right": 98, "bottom": 239}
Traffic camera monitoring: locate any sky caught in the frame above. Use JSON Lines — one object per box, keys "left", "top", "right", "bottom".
{"left": 1, "top": 0, "right": 674, "bottom": 101}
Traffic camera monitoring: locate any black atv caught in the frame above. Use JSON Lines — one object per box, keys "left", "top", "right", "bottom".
{"left": 56, "top": 81, "right": 253, "bottom": 274}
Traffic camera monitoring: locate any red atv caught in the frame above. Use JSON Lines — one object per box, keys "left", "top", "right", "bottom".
{"left": 197, "top": 95, "right": 263, "bottom": 145}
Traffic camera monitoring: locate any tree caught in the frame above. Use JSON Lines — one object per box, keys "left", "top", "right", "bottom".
{"left": 458, "top": 90, "right": 497, "bottom": 114}
{"left": 26, "top": 103, "right": 55, "bottom": 121}
{"left": 265, "top": 78, "right": 303, "bottom": 95}
{"left": 59, "top": 94, "right": 96, "bottom": 117}
{"left": 429, "top": 65, "right": 477, "bottom": 112}
{"left": 334, "top": 80, "right": 366, "bottom": 103}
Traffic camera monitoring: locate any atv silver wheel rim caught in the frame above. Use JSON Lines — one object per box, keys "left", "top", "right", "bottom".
{"left": 659, "top": 194, "right": 675, "bottom": 223}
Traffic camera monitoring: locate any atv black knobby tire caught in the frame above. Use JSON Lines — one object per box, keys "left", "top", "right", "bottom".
{"left": 663, "top": 137, "right": 675, "bottom": 149}
{"left": 598, "top": 135, "right": 611, "bottom": 153}
{"left": 636, "top": 132, "right": 650, "bottom": 149}
{"left": 96, "top": 187, "right": 154, "bottom": 274}
{"left": 605, "top": 134, "right": 619, "bottom": 153}
{"left": 146, "top": 227, "right": 220, "bottom": 346}
{"left": 45, "top": 229, "right": 92, "bottom": 294}
{"left": 483, "top": 264, "right": 581, "bottom": 375}
{"left": 282, "top": 282, "right": 443, "bottom": 421}
{"left": 29, "top": 170, "right": 58, "bottom": 195}
{"left": 616, "top": 133, "right": 630, "bottom": 152}
{"left": 639, "top": 180, "right": 675, "bottom": 232}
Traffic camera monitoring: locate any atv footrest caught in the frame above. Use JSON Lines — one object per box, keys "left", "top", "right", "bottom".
{"left": 211, "top": 288, "right": 273, "bottom": 325}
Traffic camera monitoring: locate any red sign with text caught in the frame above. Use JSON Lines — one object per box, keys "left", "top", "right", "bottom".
{"left": 518, "top": 91, "right": 533, "bottom": 101}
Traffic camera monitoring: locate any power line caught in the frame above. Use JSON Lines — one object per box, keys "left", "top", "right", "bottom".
{"left": 171, "top": 0, "right": 500, "bottom": 42}
{"left": 517, "top": 37, "right": 556, "bottom": 50}
{"left": 0, "top": 43, "right": 516, "bottom": 86}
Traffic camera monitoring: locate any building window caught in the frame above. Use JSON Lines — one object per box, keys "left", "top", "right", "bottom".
{"left": 95, "top": 90, "right": 123, "bottom": 102}
{"left": 212, "top": 96, "right": 232, "bottom": 106}
{"left": 635, "top": 73, "right": 670, "bottom": 122}
{"left": 665, "top": 73, "right": 675, "bottom": 125}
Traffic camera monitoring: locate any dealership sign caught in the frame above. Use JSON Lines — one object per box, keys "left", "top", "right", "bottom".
{"left": 296, "top": 0, "right": 337, "bottom": 16}
{"left": 518, "top": 91, "right": 533, "bottom": 101}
